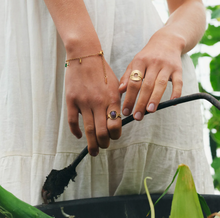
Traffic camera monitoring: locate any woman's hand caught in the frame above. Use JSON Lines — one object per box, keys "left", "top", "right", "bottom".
{"left": 119, "top": 29, "right": 185, "bottom": 120}
{"left": 65, "top": 54, "right": 122, "bottom": 156}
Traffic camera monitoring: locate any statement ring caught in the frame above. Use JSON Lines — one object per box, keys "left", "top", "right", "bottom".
{"left": 107, "top": 111, "right": 122, "bottom": 120}
{"left": 130, "top": 70, "right": 143, "bottom": 81}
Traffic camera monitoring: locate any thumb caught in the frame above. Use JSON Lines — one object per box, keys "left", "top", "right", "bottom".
{"left": 119, "top": 64, "right": 132, "bottom": 94}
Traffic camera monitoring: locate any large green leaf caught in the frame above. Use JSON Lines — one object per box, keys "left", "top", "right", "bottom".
{"left": 200, "top": 24, "right": 220, "bottom": 46}
{"left": 210, "top": 54, "right": 220, "bottom": 91}
{"left": 190, "top": 52, "right": 212, "bottom": 67}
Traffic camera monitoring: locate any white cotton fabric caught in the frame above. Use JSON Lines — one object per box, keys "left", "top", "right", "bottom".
{"left": 0, "top": 0, "right": 214, "bottom": 205}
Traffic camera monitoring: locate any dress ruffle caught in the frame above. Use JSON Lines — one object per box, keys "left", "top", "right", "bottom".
{"left": 0, "top": 142, "right": 213, "bottom": 205}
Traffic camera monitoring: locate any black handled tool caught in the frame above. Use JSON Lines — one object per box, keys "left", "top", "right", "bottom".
{"left": 42, "top": 93, "right": 220, "bottom": 203}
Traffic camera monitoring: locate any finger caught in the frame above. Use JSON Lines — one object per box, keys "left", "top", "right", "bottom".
{"left": 133, "top": 65, "right": 160, "bottom": 120}
{"left": 67, "top": 104, "right": 82, "bottom": 139}
{"left": 82, "top": 109, "right": 99, "bottom": 156}
{"left": 119, "top": 64, "right": 132, "bottom": 94}
{"left": 147, "top": 68, "right": 170, "bottom": 113}
{"left": 107, "top": 101, "right": 122, "bottom": 140}
{"left": 170, "top": 71, "right": 183, "bottom": 100}
{"left": 93, "top": 109, "right": 110, "bottom": 149}
{"left": 122, "top": 60, "right": 145, "bottom": 116}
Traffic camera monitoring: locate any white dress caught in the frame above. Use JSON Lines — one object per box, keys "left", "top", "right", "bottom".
{"left": 0, "top": 0, "right": 214, "bottom": 205}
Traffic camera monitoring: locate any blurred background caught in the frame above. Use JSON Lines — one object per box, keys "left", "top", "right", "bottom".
{"left": 153, "top": 0, "right": 220, "bottom": 193}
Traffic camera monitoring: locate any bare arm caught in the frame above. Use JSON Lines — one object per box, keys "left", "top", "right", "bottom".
{"left": 44, "top": 0, "right": 122, "bottom": 156}
{"left": 166, "top": 0, "right": 206, "bottom": 54}
{"left": 43, "top": 0, "right": 101, "bottom": 56}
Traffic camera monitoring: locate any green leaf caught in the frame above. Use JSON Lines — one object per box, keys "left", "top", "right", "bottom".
{"left": 210, "top": 105, "right": 220, "bottom": 117}
{"left": 211, "top": 157, "right": 220, "bottom": 172}
{"left": 210, "top": 54, "right": 220, "bottom": 91}
{"left": 170, "top": 164, "right": 203, "bottom": 218}
{"left": 197, "top": 194, "right": 211, "bottom": 216}
{"left": 212, "top": 132, "right": 220, "bottom": 144}
{"left": 0, "top": 185, "right": 52, "bottom": 218}
{"left": 190, "top": 52, "right": 212, "bottom": 67}
{"left": 208, "top": 117, "right": 219, "bottom": 130}
{"left": 207, "top": 5, "right": 220, "bottom": 20}
{"left": 212, "top": 8, "right": 220, "bottom": 20}
{"left": 0, "top": 206, "right": 13, "bottom": 218}
{"left": 200, "top": 24, "right": 220, "bottom": 46}
{"left": 146, "top": 167, "right": 179, "bottom": 217}
{"left": 209, "top": 132, "right": 217, "bottom": 159}
{"left": 207, "top": 6, "right": 220, "bottom": 12}
{"left": 207, "top": 106, "right": 220, "bottom": 131}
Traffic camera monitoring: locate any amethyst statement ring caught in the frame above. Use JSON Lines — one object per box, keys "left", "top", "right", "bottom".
{"left": 107, "top": 111, "right": 122, "bottom": 120}
{"left": 130, "top": 70, "right": 143, "bottom": 81}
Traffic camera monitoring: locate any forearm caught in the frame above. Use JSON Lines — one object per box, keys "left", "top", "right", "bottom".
{"left": 162, "top": 0, "right": 206, "bottom": 54}
{"left": 44, "top": 0, "right": 101, "bottom": 57}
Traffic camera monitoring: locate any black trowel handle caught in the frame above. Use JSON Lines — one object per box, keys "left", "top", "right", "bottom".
{"left": 69, "top": 92, "right": 220, "bottom": 171}
{"left": 69, "top": 145, "right": 89, "bottom": 170}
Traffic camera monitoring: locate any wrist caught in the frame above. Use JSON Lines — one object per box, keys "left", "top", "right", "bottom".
{"left": 64, "top": 35, "right": 102, "bottom": 58}
{"left": 151, "top": 27, "right": 186, "bottom": 55}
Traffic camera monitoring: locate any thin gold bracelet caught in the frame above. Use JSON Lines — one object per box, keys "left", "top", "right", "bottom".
{"left": 65, "top": 50, "right": 107, "bottom": 84}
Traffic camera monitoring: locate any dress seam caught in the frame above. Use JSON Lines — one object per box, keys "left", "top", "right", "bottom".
{"left": 106, "top": 141, "right": 203, "bottom": 152}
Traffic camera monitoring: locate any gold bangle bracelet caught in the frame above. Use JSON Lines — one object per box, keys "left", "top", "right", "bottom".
{"left": 65, "top": 50, "right": 107, "bottom": 84}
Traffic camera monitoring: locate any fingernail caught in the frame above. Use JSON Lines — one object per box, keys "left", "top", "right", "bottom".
{"left": 123, "top": 108, "right": 129, "bottom": 116}
{"left": 91, "top": 151, "right": 99, "bottom": 157}
{"left": 148, "top": 103, "right": 155, "bottom": 112}
{"left": 119, "top": 83, "right": 124, "bottom": 89}
{"left": 134, "top": 112, "right": 142, "bottom": 120}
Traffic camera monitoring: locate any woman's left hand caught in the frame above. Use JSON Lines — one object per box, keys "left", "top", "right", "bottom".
{"left": 119, "top": 28, "right": 185, "bottom": 120}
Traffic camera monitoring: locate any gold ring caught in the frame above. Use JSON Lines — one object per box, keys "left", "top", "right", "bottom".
{"left": 130, "top": 70, "right": 143, "bottom": 81}
{"left": 107, "top": 111, "right": 122, "bottom": 120}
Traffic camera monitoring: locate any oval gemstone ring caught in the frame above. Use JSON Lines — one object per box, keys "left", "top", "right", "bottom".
{"left": 107, "top": 111, "right": 122, "bottom": 120}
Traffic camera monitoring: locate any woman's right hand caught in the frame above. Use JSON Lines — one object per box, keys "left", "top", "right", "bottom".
{"left": 65, "top": 51, "right": 122, "bottom": 156}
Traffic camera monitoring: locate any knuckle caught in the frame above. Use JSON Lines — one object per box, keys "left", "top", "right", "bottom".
{"left": 108, "top": 122, "right": 121, "bottom": 133}
{"left": 93, "top": 95, "right": 104, "bottom": 105}
{"left": 110, "top": 96, "right": 120, "bottom": 105}
{"left": 85, "top": 125, "right": 95, "bottom": 135}
{"left": 156, "top": 78, "right": 167, "bottom": 86}
{"left": 129, "top": 81, "right": 139, "bottom": 90}
{"left": 151, "top": 57, "right": 161, "bottom": 65}
{"left": 66, "top": 91, "right": 77, "bottom": 102}
{"left": 134, "top": 54, "right": 145, "bottom": 63}
{"left": 174, "top": 65, "right": 182, "bottom": 73}
{"left": 142, "top": 80, "right": 154, "bottom": 90}
{"left": 68, "top": 117, "right": 78, "bottom": 126}
{"left": 174, "top": 78, "right": 183, "bottom": 87}
{"left": 136, "top": 102, "right": 147, "bottom": 110}
{"left": 99, "top": 141, "right": 110, "bottom": 149}
{"left": 97, "top": 129, "right": 108, "bottom": 140}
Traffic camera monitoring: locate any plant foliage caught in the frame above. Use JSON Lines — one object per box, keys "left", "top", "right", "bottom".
{"left": 190, "top": 5, "right": 220, "bottom": 190}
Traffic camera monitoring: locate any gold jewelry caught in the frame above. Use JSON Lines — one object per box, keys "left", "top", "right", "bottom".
{"left": 130, "top": 70, "right": 143, "bottom": 81}
{"left": 107, "top": 111, "right": 122, "bottom": 120}
{"left": 65, "top": 50, "right": 107, "bottom": 84}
